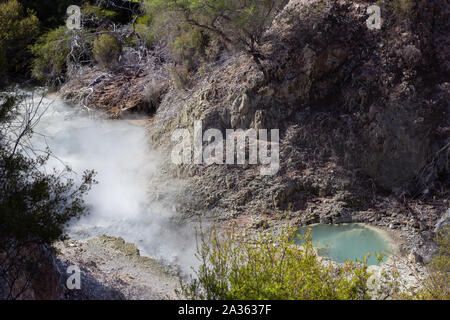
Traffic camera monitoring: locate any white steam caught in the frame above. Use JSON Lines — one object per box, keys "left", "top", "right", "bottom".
{"left": 31, "top": 94, "right": 197, "bottom": 273}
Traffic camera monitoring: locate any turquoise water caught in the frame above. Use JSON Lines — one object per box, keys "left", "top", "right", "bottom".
{"left": 296, "top": 224, "right": 391, "bottom": 266}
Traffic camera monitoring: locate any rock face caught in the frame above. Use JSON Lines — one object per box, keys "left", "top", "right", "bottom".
{"left": 435, "top": 209, "right": 450, "bottom": 234}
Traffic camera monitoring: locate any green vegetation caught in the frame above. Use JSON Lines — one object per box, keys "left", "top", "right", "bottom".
{"left": 29, "top": 2, "right": 134, "bottom": 85}
{"left": 30, "top": 27, "right": 73, "bottom": 86}
{"left": 145, "top": 0, "right": 286, "bottom": 75}
{"left": 0, "top": 0, "right": 39, "bottom": 78}
{"left": 389, "top": 0, "right": 416, "bottom": 19}
{"left": 0, "top": 0, "right": 145, "bottom": 87}
{"left": 169, "top": 65, "right": 191, "bottom": 90}
{"left": 171, "top": 28, "right": 208, "bottom": 69}
{"left": 17, "top": 0, "right": 81, "bottom": 29}
{"left": 182, "top": 224, "right": 450, "bottom": 300}
{"left": 0, "top": 92, "right": 95, "bottom": 299}
{"left": 82, "top": 3, "right": 119, "bottom": 21}
{"left": 93, "top": 33, "right": 122, "bottom": 69}
{"left": 181, "top": 226, "right": 374, "bottom": 300}
{"left": 134, "top": 14, "right": 155, "bottom": 47}
{"left": 2, "top": 0, "right": 285, "bottom": 85}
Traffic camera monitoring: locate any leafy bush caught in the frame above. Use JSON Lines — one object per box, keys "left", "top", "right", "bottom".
{"left": 93, "top": 33, "right": 122, "bottom": 69}
{"left": 172, "top": 28, "right": 208, "bottom": 68}
{"left": 169, "top": 65, "right": 191, "bottom": 90}
{"left": 30, "top": 27, "right": 72, "bottom": 86}
{"left": 181, "top": 226, "right": 373, "bottom": 300}
{"left": 142, "top": 78, "right": 168, "bottom": 111}
{"left": 82, "top": 2, "right": 121, "bottom": 30}
{"left": 18, "top": 0, "right": 81, "bottom": 29}
{"left": 82, "top": 3, "right": 119, "bottom": 21}
{"left": 0, "top": 0, "right": 39, "bottom": 78}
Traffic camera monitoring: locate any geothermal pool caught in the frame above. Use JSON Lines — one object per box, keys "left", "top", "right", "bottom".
{"left": 296, "top": 224, "right": 392, "bottom": 265}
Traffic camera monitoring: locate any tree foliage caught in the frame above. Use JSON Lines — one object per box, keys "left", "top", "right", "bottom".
{"left": 0, "top": 0, "right": 39, "bottom": 78}
{"left": 93, "top": 33, "right": 122, "bottom": 69}
{"left": 145, "top": 0, "right": 287, "bottom": 75}
{"left": 0, "top": 92, "right": 95, "bottom": 299}
{"left": 0, "top": 92, "right": 96, "bottom": 245}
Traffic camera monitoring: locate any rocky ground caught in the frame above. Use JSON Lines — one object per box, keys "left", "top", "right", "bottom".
{"left": 141, "top": 0, "right": 448, "bottom": 264}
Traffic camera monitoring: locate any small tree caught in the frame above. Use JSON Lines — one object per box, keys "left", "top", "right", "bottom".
{"left": 146, "top": 0, "right": 287, "bottom": 78}
{"left": 93, "top": 33, "right": 122, "bottom": 69}
{"left": 181, "top": 225, "right": 373, "bottom": 300}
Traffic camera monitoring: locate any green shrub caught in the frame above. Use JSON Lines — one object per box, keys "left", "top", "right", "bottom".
{"left": 145, "top": 0, "right": 286, "bottom": 77}
{"left": 142, "top": 79, "right": 168, "bottom": 110}
{"left": 82, "top": 3, "right": 118, "bottom": 21}
{"left": 181, "top": 225, "right": 373, "bottom": 300}
{"left": 169, "top": 65, "right": 191, "bottom": 90}
{"left": 0, "top": 0, "right": 39, "bottom": 78}
{"left": 30, "top": 27, "right": 72, "bottom": 86}
{"left": 18, "top": 0, "right": 80, "bottom": 29}
{"left": 93, "top": 34, "right": 122, "bottom": 69}
{"left": 389, "top": 0, "right": 417, "bottom": 21}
